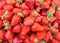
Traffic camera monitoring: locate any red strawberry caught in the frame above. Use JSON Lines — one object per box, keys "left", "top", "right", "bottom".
{"left": 41, "top": 17, "right": 48, "bottom": 25}
{"left": 24, "top": 17, "right": 34, "bottom": 26}
{"left": 21, "top": 3, "right": 29, "bottom": 10}
{"left": 0, "top": 1, "right": 6, "bottom": 10}
{"left": 15, "top": 2, "right": 21, "bottom": 8}
{"left": 13, "top": 36, "right": 23, "bottom": 43}
{"left": 0, "top": 30, "right": 5, "bottom": 39}
{"left": 12, "top": 24, "right": 21, "bottom": 33}
{"left": 2, "top": 40, "right": 9, "bottom": 43}
{"left": 52, "top": 39, "right": 59, "bottom": 43}
{"left": 11, "top": 15, "right": 21, "bottom": 26}
{"left": 6, "top": 25, "right": 12, "bottom": 31}
{"left": 55, "top": 32, "right": 60, "bottom": 41}
{"left": 5, "top": 30, "right": 13, "bottom": 40}
{"left": 0, "top": 20, "right": 3, "bottom": 28}
{"left": 3, "top": 5, "right": 13, "bottom": 11}
{"left": 6, "top": 0, "right": 16, "bottom": 5}
{"left": 20, "top": 25, "right": 30, "bottom": 35}
{"left": 25, "top": 0, "right": 35, "bottom": 9}
{"left": 2, "top": 11, "right": 13, "bottom": 20}
{"left": 36, "top": 31, "right": 46, "bottom": 40}
{"left": 31, "top": 22, "right": 44, "bottom": 32}
{"left": 43, "top": 31, "right": 53, "bottom": 42}
{"left": 22, "top": 10, "right": 31, "bottom": 17}
{"left": 13, "top": 8, "right": 22, "bottom": 15}
{"left": 29, "top": 34, "right": 35, "bottom": 41}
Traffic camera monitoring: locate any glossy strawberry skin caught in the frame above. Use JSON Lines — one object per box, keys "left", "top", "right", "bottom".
{"left": 24, "top": 17, "right": 34, "bottom": 26}
{"left": 0, "top": 30, "right": 5, "bottom": 39}
{"left": 31, "top": 22, "right": 44, "bottom": 32}
{"left": 3, "top": 5, "right": 13, "bottom": 11}
{"left": 13, "top": 36, "right": 23, "bottom": 43}
{"left": 55, "top": 32, "right": 60, "bottom": 41}
{"left": 11, "top": 15, "right": 21, "bottom": 26}
{"left": 0, "top": 20, "right": 3, "bottom": 28}
{"left": 5, "top": 31, "right": 13, "bottom": 40}
{"left": 12, "top": 24, "right": 21, "bottom": 33}
{"left": 36, "top": 31, "right": 46, "bottom": 40}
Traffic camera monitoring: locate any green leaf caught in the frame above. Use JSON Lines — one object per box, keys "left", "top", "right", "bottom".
{"left": 16, "top": 0, "right": 22, "bottom": 3}
{"left": 18, "top": 12, "right": 24, "bottom": 17}
{"left": 34, "top": 38, "right": 38, "bottom": 43}
{"left": 47, "top": 11, "right": 53, "bottom": 17}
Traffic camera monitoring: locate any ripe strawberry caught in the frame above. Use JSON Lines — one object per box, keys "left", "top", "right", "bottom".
{"left": 21, "top": 3, "right": 29, "bottom": 10}
{"left": 55, "top": 32, "right": 60, "bottom": 41}
{"left": 6, "top": 25, "right": 12, "bottom": 31}
{"left": 29, "top": 34, "right": 35, "bottom": 41}
{"left": 0, "top": 1, "right": 6, "bottom": 10}
{"left": 31, "top": 22, "right": 44, "bottom": 32}
{"left": 36, "top": 31, "right": 46, "bottom": 40}
{"left": 5, "top": 30, "right": 13, "bottom": 40}
{"left": 24, "top": 17, "right": 34, "bottom": 26}
{"left": 10, "top": 15, "right": 21, "bottom": 26}
{"left": 12, "top": 24, "right": 21, "bottom": 33}
{"left": 22, "top": 10, "right": 31, "bottom": 17}
{"left": 2, "top": 11, "right": 13, "bottom": 20}
{"left": 52, "top": 39, "right": 59, "bottom": 43}
{"left": 0, "top": 30, "right": 5, "bottom": 39}
{"left": 6, "top": 0, "right": 16, "bottom": 5}
{"left": 20, "top": 25, "right": 30, "bottom": 35}
{"left": 15, "top": 2, "right": 21, "bottom": 8}
{"left": 2, "top": 40, "right": 9, "bottom": 43}
{"left": 25, "top": 0, "right": 35, "bottom": 9}
{"left": 41, "top": 17, "right": 48, "bottom": 25}
{"left": 0, "top": 20, "right": 3, "bottom": 28}
{"left": 43, "top": 31, "right": 53, "bottom": 42}
{"left": 13, "top": 8, "right": 22, "bottom": 15}
{"left": 3, "top": 5, "right": 13, "bottom": 11}
{"left": 13, "top": 36, "right": 23, "bottom": 43}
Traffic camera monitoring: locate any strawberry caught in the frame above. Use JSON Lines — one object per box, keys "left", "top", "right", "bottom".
{"left": 22, "top": 10, "right": 31, "bottom": 17}
{"left": 21, "top": 3, "right": 29, "bottom": 10}
{"left": 10, "top": 15, "right": 21, "bottom": 26}
{"left": 25, "top": 0, "right": 35, "bottom": 9}
{"left": 0, "top": 20, "right": 3, "bottom": 28}
{"left": 6, "top": 0, "right": 16, "bottom": 5}
{"left": 24, "top": 17, "right": 34, "bottom": 26}
{"left": 55, "top": 32, "right": 60, "bottom": 41}
{"left": 5, "top": 30, "right": 13, "bottom": 40}
{"left": 1, "top": 11, "right": 13, "bottom": 20}
{"left": 20, "top": 25, "right": 30, "bottom": 35}
{"left": 12, "top": 24, "right": 21, "bottom": 33}
{"left": 29, "top": 34, "right": 35, "bottom": 41}
{"left": 0, "top": 1, "right": 6, "bottom": 10}
{"left": 0, "top": 30, "right": 5, "bottom": 39}
{"left": 13, "top": 36, "right": 23, "bottom": 43}
{"left": 13, "top": 8, "right": 22, "bottom": 15}
{"left": 41, "top": 17, "right": 48, "bottom": 25}
{"left": 31, "top": 22, "right": 44, "bottom": 32}
{"left": 43, "top": 31, "right": 53, "bottom": 42}
{"left": 36, "top": 31, "right": 46, "bottom": 40}
{"left": 2, "top": 40, "right": 9, "bottom": 43}
{"left": 52, "top": 39, "right": 59, "bottom": 43}
{"left": 3, "top": 5, "right": 13, "bottom": 11}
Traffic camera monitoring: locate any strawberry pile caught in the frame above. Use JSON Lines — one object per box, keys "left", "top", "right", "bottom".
{"left": 0, "top": 0, "right": 60, "bottom": 43}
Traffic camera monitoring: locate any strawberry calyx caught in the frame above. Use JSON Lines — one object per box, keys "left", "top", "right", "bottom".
{"left": 16, "top": 0, "right": 22, "bottom": 3}
{"left": 34, "top": 37, "right": 38, "bottom": 43}
{"left": 18, "top": 12, "right": 24, "bottom": 17}
{"left": 3, "top": 22, "right": 9, "bottom": 30}
{"left": 1, "top": 11, "right": 8, "bottom": 20}
{"left": 40, "top": 40, "right": 47, "bottom": 43}
{"left": 37, "top": 0, "right": 43, "bottom": 3}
